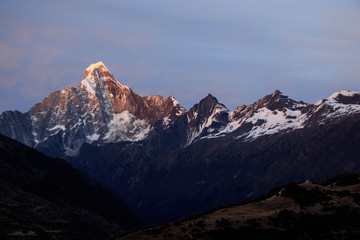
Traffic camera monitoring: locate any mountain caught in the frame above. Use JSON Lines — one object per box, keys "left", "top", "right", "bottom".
{"left": 0, "top": 61, "right": 185, "bottom": 158}
{"left": 0, "top": 134, "right": 144, "bottom": 239}
{"left": 116, "top": 173, "right": 360, "bottom": 240}
{"left": 1, "top": 61, "right": 360, "bottom": 222}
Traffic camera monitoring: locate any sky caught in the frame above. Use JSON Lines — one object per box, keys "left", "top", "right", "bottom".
{"left": 1, "top": 0, "right": 360, "bottom": 112}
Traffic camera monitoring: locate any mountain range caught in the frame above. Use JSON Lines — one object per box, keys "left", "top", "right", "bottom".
{"left": 1, "top": 61, "right": 360, "bottom": 222}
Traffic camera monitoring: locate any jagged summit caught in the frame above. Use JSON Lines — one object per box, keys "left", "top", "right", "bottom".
{"left": 202, "top": 93, "right": 219, "bottom": 104}
{"left": 270, "top": 89, "right": 289, "bottom": 100}
{"left": 198, "top": 93, "right": 226, "bottom": 110}
{"left": 79, "top": 61, "right": 129, "bottom": 96}
{"left": 86, "top": 61, "right": 107, "bottom": 70}
{"left": 272, "top": 89, "right": 283, "bottom": 96}
{"left": 84, "top": 61, "right": 110, "bottom": 78}
{"left": 192, "top": 93, "right": 226, "bottom": 115}
{"left": 253, "top": 89, "right": 305, "bottom": 111}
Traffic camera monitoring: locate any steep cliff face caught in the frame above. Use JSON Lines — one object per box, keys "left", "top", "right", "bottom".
{"left": 0, "top": 110, "right": 33, "bottom": 146}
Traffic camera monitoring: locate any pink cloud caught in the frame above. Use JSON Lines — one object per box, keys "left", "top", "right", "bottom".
{"left": 0, "top": 42, "right": 23, "bottom": 73}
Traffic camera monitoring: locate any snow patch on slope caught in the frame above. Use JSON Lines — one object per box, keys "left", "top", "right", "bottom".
{"left": 327, "top": 104, "right": 360, "bottom": 118}
{"left": 86, "top": 133, "right": 100, "bottom": 142}
{"left": 245, "top": 107, "right": 305, "bottom": 140}
{"left": 105, "top": 111, "right": 151, "bottom": 142}
{"left": 48, "top": 125, "right": 66, "bottom": 131}
{"left": 222, "top": 120, "right": 242, "bottom": 133}
{"left": 80, "top": 79, "right": 97, "bottom": 95}
{"left": 169, "top": 96, "right": 186, "bottom": 116}
{"left": 162, "top": 115, "right": 172, "bottom": 128}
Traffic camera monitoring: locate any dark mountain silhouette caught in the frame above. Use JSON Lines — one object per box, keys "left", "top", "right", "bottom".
{"left": 0, "top": 134, "right": 144, "bottom": 240}
{"left": 116, "top": 173, "right": 360, "bottom": 240}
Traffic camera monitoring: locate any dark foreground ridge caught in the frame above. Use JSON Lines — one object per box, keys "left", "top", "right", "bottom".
{"left": 0, "top": 134, "right": 144, "bottom": 240}
{"left": 117, "top": 173, "right": 360, "bottom": 240}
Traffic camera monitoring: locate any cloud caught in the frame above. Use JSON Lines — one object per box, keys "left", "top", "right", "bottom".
{"left": 1, "top": 0, "right": 360, "bottom": 112}
{"left": 0, "top": 42, "right": 22, "bottom": 74}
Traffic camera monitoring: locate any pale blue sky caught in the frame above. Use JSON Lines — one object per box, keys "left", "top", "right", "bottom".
{"left": 1, "top": 0, "right": 360, "bottom": 112}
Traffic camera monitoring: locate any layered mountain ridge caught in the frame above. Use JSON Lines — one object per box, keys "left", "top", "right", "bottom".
{"left": 1, "top": 62, "right": 360, "bottom": 222}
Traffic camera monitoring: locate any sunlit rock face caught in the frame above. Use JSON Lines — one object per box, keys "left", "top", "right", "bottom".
{"left": 0, "top": 61, "right": 185, "bottom": 157}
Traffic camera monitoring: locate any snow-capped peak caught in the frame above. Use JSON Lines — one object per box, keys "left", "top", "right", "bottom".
{"left": 86, "top": 61, "right": 108, "bottom": 73}
{"left": 79, "top": 61, "right": 130, "bottom": 95}
{"left": 328, "top": 90, "right": 358, "bottom": 102}
{"left": 84, "top": 61, "right": 113, "bottom": 80}
{"left": 315, "top": 90, "right": 360, "bottom": 106}
{"left": 312, "top": 90, "right": 360, "bottom": 119}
